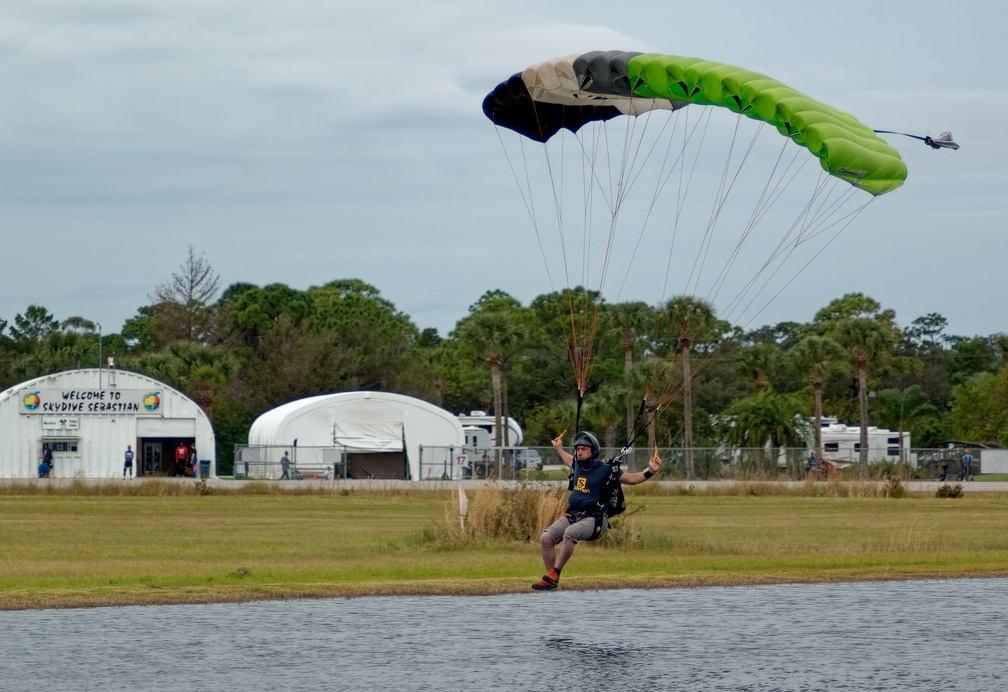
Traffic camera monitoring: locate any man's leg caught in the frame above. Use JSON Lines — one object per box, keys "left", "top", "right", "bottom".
{"left": 539, "top": 531, "right": 557, "bottom": 572}
{"left": 555, "top": 536, "right": 576, "bottom": 572}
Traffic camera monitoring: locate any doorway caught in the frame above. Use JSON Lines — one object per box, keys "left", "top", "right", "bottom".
{"left": 140, "top": 438, "right": 194, "bottom": 476}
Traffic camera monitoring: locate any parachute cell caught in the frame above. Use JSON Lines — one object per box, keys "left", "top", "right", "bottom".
{"left": 483, "top": 51, "right": 907, "bottom": 196}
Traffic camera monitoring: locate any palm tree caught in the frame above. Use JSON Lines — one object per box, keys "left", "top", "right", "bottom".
{"left": 632, "top": 356, "right": 676, "bottom": 456}
{"left": 722, "top": 390, "right": 810, "bottom": 476}
{"left": 455, "top": 309, "right": 524, "bottom": 450}
{"left": 734, "top": 343, "right": 784, "bottom": 391}
{"left": 836, "top": 318, "right": 894, "bottom": 478}
{"left": 660, "top": 296, "right": 720, "bottom": 480}
{"left": 791, "top": 335, "right": 846, "bottom": 461}
{"left": 609, "top": 302, "right": 654, "bottom": 440}
{"left": 584, "top": 384, "right": 627, "bottom": 457}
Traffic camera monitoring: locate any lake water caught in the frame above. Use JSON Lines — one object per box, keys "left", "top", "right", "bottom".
{"left": 2, "top": 578, "right": 1004, "bottom": 691}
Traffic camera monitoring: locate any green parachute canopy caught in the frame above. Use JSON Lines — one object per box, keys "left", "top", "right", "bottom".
{"left": 483, "top": 50, "right": 907, "bottom": 196}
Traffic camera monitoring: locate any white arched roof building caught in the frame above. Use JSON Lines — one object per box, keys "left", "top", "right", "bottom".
{"left": 247, "top": 391, "right": 465, "bottom": 480}
{"left": 0, "top": 368, "right": 216, "bottom": 479}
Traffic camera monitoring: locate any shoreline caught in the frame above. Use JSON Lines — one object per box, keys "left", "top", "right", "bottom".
{"left": 6, "top": 570, "right": 1008, "bottom": 612}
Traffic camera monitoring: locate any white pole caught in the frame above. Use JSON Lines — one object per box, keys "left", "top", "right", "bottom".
{"left": 96, "top": 322, "right": 102, "bottom": 389}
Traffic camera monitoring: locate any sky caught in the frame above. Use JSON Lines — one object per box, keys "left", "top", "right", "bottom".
{"left": 1, "top": 1, "right": 1004, "bottom": 341}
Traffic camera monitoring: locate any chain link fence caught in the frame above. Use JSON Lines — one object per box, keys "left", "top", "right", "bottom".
{"left": 233, "top": 444, "right": 348, "bottom": 480}
{"left": 231, "top": 442, "right": 983, "bottom": 481}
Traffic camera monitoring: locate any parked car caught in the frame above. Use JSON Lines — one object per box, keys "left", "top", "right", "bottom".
{"left": 514, "top": 449, "right": 544, "bottom": 470}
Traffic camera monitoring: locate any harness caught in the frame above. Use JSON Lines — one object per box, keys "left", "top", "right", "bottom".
{"left": 563, "top": 508, "right": 607, "bottom": 541}
{"left": 565, "top": 455, "right": 626, "bottom": 541}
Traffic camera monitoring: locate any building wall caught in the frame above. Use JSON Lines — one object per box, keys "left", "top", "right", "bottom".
{"left": 248, "top": 391, "right": 465, "bottom": 481}
{"left": 979, "top": 449, "right": 1008, "bottom": 474}
{"left": 0, "top": 368, "right": 216, "bottom": 479}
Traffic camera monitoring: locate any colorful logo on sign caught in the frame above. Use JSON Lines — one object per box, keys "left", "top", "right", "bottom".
{"left": 143, "top": 392, "right": 161, "bottom": 412}
{"left": 22, "top": 392, "right": 41, "bottom": 411}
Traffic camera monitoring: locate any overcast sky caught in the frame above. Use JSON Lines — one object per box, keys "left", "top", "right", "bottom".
{"left": 1, "top": 1, "right": 1002, "bottom": 340}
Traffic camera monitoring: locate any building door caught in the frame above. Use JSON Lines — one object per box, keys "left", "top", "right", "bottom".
{"left": 141, "top": 441, "right": 162, "bottom": 476}
{"left": 43, "top": 439, "right": 81, "bottom": 478}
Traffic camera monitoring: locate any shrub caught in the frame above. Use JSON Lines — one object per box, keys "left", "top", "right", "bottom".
{"left": 935, "top": 483, "right": 964, "bottom": 499}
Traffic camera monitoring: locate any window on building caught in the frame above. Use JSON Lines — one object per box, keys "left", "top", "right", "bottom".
{"left": 49, "top": 441, "right": 79, "bottom": 453}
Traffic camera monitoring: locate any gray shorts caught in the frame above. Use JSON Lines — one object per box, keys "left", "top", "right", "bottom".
{"left": 543, "top": 512, "right": 608, "bottom": 544}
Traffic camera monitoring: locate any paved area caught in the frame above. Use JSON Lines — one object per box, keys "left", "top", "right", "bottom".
{"left": 11, "top": 477, "right": 1008, "bottom": 494}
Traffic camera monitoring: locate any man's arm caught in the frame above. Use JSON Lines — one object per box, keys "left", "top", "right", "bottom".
{"left": 620, "top": 453, "right": 662, "bottom": 486}
{"left": 551, "top": 437, "right": 573, "bottom": 468}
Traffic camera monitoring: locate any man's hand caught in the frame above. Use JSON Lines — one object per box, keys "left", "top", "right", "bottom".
{"left": 647, "top": 453, "right": 662, "bottom": 473}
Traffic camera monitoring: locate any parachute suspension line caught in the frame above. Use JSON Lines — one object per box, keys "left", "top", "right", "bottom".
{"left": 646, "top": 121, "right": 791, "bottom": 413}
{"left": 669, "top": 191, "right": 874, "bottom": 396}
{"left": 651, "top": 107, "right": 708, "bottom": 348}
{"left": 614, "top": 395, "right": 651, "bottom": 463}
{"left": 687, "top": 114, "right": 764, "bottom": 308}
{"left": 675, "top": 110, "right": 716, "bottom": 300}
{"left": 703, "top": 130, "right": 793, "bottom": 312}
{"left": 734, "top": 194, "right": 875, "bottom": 332}
{"left": 493, "top": 125, "right": 565, "bottom": 324}
{"left": 706, "top": 136, "right": 813, "bottom": 323}
{"left": 649, "top": 184, "right": 875, "bottom": 414}
{"left": 613, "top": 110, "right": 687, "bottom": 302}
{"left": 493, "top": 127, "right": 542, "bottom": 242}
{"left": 494, "top": 120, "right": 584, "bottom": 397}
{"left": 562, "top": 107, "right": 663, "bottom": 397}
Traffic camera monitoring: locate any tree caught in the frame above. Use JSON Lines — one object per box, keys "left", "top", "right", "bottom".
{"left": 836, "top": 318, "right": 895, "bottom": 478}
{"left": 744, "top": 321, "right": 805, "bottom": 350}
{"left": 903, "top": 313, "right": 949, "bottom": 352}
{"left": 221, "top": 282, "right": 313, "bottom": 347}
{"left": 734, "top": 342, "right": 784, "bottom": 391}
{"left": 583, "top": 384, "right": 626, "bottom": 454}
{"left": 455, "top": 305, "right": 525, "bottom": 451}
{"left": 947, "top": 369, "right": 1008, "bottom": 445}
{"left": 60, "top": 316, "right": 97, "bottom": 335}
{"left": 659, "top": 296, "right": 722, "bottom": 479}
{"left": 875, "top": 385, "right": 939, "bottom": 464}
{"left": 9, "top": 305, "right": 59, "bottom": 345}
{"left": 812, "top": 292, "right": 895, "bottom": 326}
{"left": 791, "top": 335, "right": 846, "bottom": 461}
{"left": 307, "top": 279, "right": 425, "bottom": 392}
{"left": 150, "top": 244, "right": 221, "bottom": 344}
{"left": 721, "top": 390, "right": 810, "bottom": 476}
{"left": 608, "top": 301, "right": 654, "bottom": 440}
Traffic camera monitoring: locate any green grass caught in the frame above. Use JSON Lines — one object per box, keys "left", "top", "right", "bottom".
{"left": 2, "top": 482, "right": 1008, "bottom": 609}
{"left": 975, "top": 474, "right": 1008, "bottom": 482}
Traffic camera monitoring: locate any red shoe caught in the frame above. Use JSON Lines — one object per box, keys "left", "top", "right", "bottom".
{"left": 532, "top": 569, "right": 560, "bottom": 591}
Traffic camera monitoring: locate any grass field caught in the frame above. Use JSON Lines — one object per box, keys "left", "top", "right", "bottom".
{"left": 2, "top": 479, "right": 1008, "bottom": 610}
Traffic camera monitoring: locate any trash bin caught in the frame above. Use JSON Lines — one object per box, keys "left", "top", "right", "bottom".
{"left": 199, "top": 459, "right": 210, "bottom": 478}
{"left": 234, "top": 462, "right": 247, "bottom": 479}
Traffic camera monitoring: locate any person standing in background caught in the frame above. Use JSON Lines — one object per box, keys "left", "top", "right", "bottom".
{"left": 123, "top": 445, "right": 134, "bottom": 478}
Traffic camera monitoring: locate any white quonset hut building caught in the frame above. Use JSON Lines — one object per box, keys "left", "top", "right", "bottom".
{"left": 0, "top": 368, "right": 216, "bottom": 479}
{"left": 246, "top": 391, "right": 466, "bottom": 481}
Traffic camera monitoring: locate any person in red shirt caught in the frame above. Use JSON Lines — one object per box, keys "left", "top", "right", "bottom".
{"left": 175, "top": 443, "right": 189, "bottom": 476}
